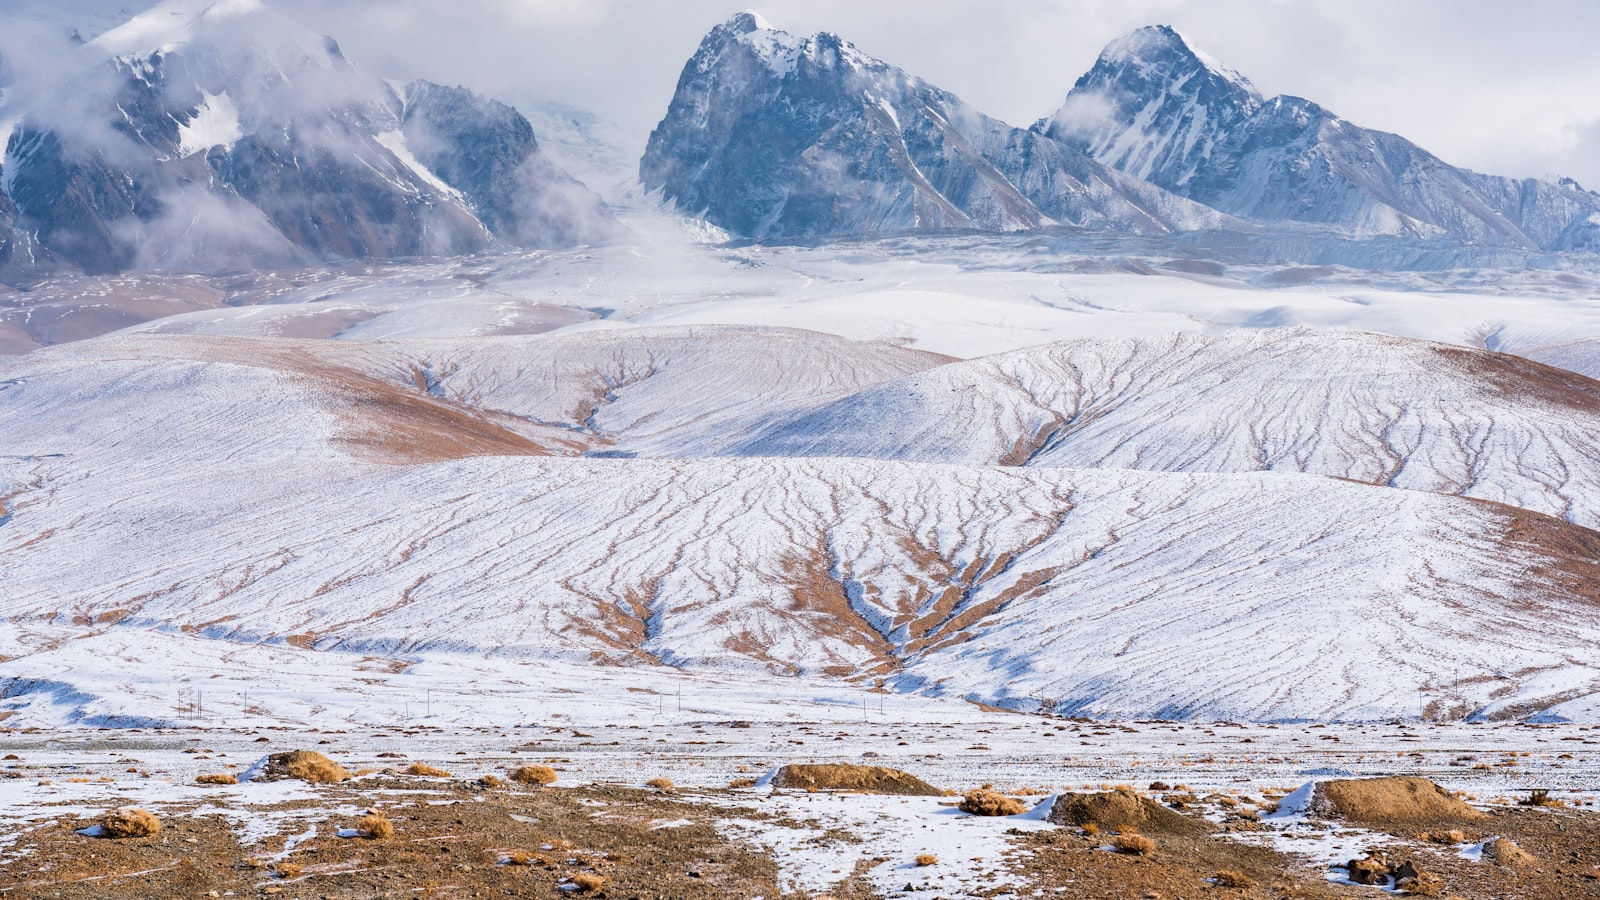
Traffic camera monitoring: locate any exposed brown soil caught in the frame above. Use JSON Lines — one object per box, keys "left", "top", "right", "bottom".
{"left": 6, "top": 775, "right": 1600, "bottom": 900}
{"left": 1435, "top": 344, "right": 1600, "bottom": 416}
{"left": 1310, "top": 776, "right": 1486, "bottom": 829}
{"left": 1011, "top": 801, "right": 1600, "bottom": 900}
{"left": 0, "top": 779, "right": 793, "bottom": 900}
{"left": 1048, "top": 788, "right": 1214, "bottom": 836}
{"left": 770, "top": 762, "right": 947, "bottom": 795}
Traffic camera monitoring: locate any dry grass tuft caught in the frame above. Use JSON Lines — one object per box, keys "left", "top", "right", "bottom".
{"left": 959, "top": 788, "right": 1026, "bottom": 816}
{"left": 357, "top": 812, "right": 394, "bottom": 840}
{"left": 1082, "top": 822, "right": 1099, "bottom": 836}
{"left": 504, "top": 850, "right": 533, "bottom": 866}
{"left": 275, "top": 863, "right": 304, "bottom": 879}
{"left": 571, "top": 872, "right": 606, "bottom": 892}
{"left": 1519, "top": 789, "right": 1561, "bottom": 807}
{"left": 645, "top": 776, "right": 675, "bottom": 791}
{"left": 263, "top": 750, "right": 349, "bottom": 784}
{"left": 477, "top": 774, "right": 503, "bottom": 788}
{"left": 403, "top": 763, "right": 451, "bottom": 778}
{"left": 1110, "top": 833, "right": 1155, "bottom": 855}
{"left": 914, "top": 852, "right": 938, "bottom": 867}
{"left": 1212, "top": 869, "right": 1252, "bottom": 888}
{"left": 728, "top": 777, "right": 757, "bottom": 789}
{"left": 510, "top": 764, "right": 557, "bottom": 786}
{"left": 97, "top": 807, "right": 161, "bottom": 838}
{"left": 195, "top": 773, "right": 237, "bottom": 785}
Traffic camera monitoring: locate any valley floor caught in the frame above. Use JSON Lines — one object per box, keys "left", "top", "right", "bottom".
{"left": 2, "top": 714, "right": 1597, "bottom": 899}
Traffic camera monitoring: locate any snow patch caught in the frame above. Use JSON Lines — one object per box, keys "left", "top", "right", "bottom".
{"left": 176, "top": 90, "right": 243, "bottom": 158}
{"left": 374, "top": 131, "right": 462, "bottom": 200}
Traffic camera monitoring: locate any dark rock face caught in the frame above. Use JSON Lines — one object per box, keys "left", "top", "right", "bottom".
{"left": 0, "top": 181, "right": 16, "bottom": 272}
{"left": 640, "top": 13, "right": 1229, "bottom": 240}
{"left": 400, "top": 81, "right": 621, "bottom": 249}
{"left": 1044, "top": 25, "right": 1600, "bottom": 251}
{"left": 0, "top": 2, "right": 614, "bottom": 277}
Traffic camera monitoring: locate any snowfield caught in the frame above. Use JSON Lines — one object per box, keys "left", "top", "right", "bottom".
{"left": 3, "top": 326, "right": 1600, "bottom": 725}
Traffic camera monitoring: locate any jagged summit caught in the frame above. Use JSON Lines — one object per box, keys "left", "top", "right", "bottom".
{"left": 726, "top": 9, "right": 775, "bottom": 33}
{"left": 1038, "top": 24, "right": 1262, "bottom": 192}
{"left": 1042, "top": 24, "right": 1600, "bottom": 250}
{"left": 640, "top": 15, "right": 1231, "bottom": 240}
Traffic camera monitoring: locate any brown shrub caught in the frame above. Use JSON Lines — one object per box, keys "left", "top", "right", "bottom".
{"left": 504, "top": 850, "right": 533, "bottom": 866}
{"left": 1519, "top": 789, "right": 1561, "bottom": 807}
{"left": 1110, "top": 833, "right": 1155, "bottom": 855}
{"left": 98, "top": 807, "right": 161, "bottom": 838}
{"left": 275, "top": 863, "right": 304, "bottom": 879}
{"left": 645, "top": 776, "right": 675, "bottom": 791}
{"left": 1212, "top": 870, "right": 1252, "bottom": 888}
{"left": 477, "top": 774, "right": 503, "bottom": 788}
{"left": 959, "top": 788, "right": 1026, "bottom": 817}
{"left": 771, "top": 763, "right": 945, "bottom": 796}
{"left": 1082, "top": 822, "right": 1099, "bottom": 836}
{"left": 914, "top": 852, "right": 938, "bottom": 866}
{"left": 260, "top": 750, "right": 349, "bottom": 784}
{"left": 195, "top": 773, "right": 238, "bottom": 785}
{"left": 571, "top": 873, "right": 605, "bottom": 892}
{"left": 728, "top": 777, "right": 757, "bottom": 789}
{"left": 510, "top": 764, "right": 557, "bottom": 786}
{"left": 357, "top": 812, "right": 394, "bottom": 840}
{"left": 403, "top": 763, "right": 450, "bottom": 778}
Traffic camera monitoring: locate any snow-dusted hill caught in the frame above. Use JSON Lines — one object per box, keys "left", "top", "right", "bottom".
{"left": 730, "top": 329, "right": 1600, "bottom": 529}
{"left": 4, "top": 327, "right": 1600, "bottom": 722}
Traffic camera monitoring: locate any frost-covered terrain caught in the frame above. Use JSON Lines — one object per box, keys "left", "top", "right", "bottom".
{"left": 4, "top": 3, "right": 1600, "bottom": 742}
{"left": 4, "top": 327, "right": 1600, "bottom": 725}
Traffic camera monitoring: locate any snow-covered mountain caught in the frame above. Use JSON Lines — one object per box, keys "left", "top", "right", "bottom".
{"left": 1040, "top": 25, "right": 1600, "bottom": 250}
{"left": 0, "top": 0, "right": 617, "bottom": 276}
{"left": 640, "top": 13, "right": 1234, "bottom": 240}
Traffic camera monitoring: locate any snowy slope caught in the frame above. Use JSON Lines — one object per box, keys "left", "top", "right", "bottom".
{"left": 4, "top": 329, "right": 1600, "bottom": 721}
{"left": 729, "top": 328, "right": 1600, "bottom": 528}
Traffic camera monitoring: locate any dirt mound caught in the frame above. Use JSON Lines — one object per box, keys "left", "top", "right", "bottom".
{"left": 770, "top": 764, "right": 945, "bottom": 796}
{"left": 1483, "top": 837, "right": 1537, "bottom": 868}
{"left": 251, "top": 750, "right": 350, "bottom": 784}
{"left": 1310, "top": 776, "right": 1485, "bottom": 828}
{"left": 1047, "top": 788, "right": 1212, "bottom": 836}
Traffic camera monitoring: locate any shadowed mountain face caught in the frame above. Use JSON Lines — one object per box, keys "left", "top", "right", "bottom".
{"left": 0, "top": 0, "right": 617, "bottom": 277}
{"left": 640, "top": 13, "right": 1232, "bottom": 241}
{"left": 400, "top": 81, "right": 624, "bottom": 249}
{"left": 1039, "top": 25, "right": 1600, "bottom": 250}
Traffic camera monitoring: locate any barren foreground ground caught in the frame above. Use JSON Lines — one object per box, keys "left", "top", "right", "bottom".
{"left": 2, "top": 717, "right": 1598, "bottom": 899}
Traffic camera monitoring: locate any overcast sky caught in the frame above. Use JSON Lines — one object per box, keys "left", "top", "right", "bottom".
{"left": 54, "top": 0, "right": 1600, "bottom": 188}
